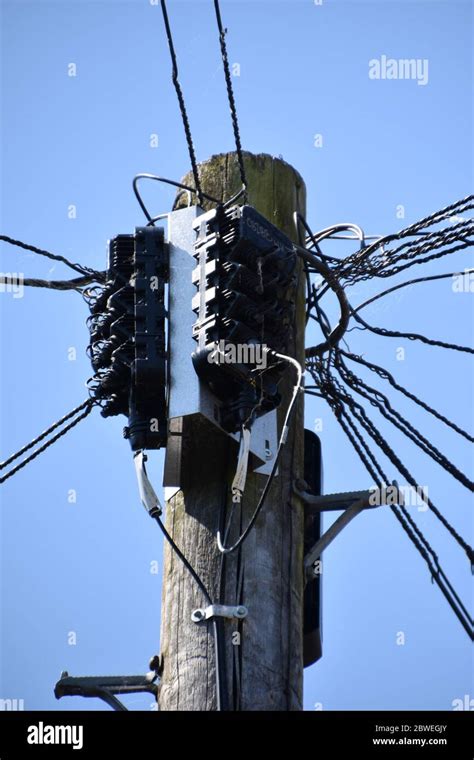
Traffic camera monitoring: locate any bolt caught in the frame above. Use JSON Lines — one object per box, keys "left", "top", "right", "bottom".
{"left": 294, "top": 478, "right": 309, "bottom": 492}
{"left": 149, "top": 654, "right": 162, "bottom": 675}
{"left": 236, "top": 606, "right": 247, "bottom": 618}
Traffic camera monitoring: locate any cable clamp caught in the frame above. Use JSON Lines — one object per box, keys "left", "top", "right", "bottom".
{"left": 231, "top": 427, "right": 251, "bottom": 503}
{"left": 134, "top": 451, "right": 162, "bottom": 517}
{"left": 191, "top": 604, "right": 248, "bottom": 623}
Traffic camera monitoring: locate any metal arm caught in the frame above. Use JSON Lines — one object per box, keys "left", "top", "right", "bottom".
{"left": 54, "top": 670, "right": 159, "bottom": 712}
{"left": 295, "top": 482, "right": 403, "bottom": 578}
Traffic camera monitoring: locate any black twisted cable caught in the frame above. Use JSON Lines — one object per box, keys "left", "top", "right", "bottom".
{"left": 400, "top": 195, "right": 474, "bottom": 236}
{"left": 0, "top": 273, "right": 105, "bottom": 291}
{"left": 329, "top": 371, "right": 474, "bottom": 567}
{"left": 375, "top": 219, "right": 472, "bottom": 259}
{"left": 335, "top": 356, "right": 474, "bottom": 492}
{"left": 312, "top": 235, "right": 473, "bottom": 301}
{"left": 0, "top": 400, "right": 94, "bottom": 471}
{"left": 308, "top": 362, "right": 473, "bottom": 637}
{"left": 213, "top": 0, "right": 248, "bottom": 195}
{"left": 309, "top": 359, "right": 474, "bottom": 563}
{"left": 0, "top": 235, "right": 100, "bottom": 278}
{"left": 353, "top": 270, "right": 474, "bottom": 316}
{"left": 340, "top": 350, "right": 473, "bottom": 444}
{"left": 337, "top": 195, "right": 474, "bottom": 276}
{"left": 0, "top": 401, "right": 95, "bottom": 485}
{"left": 340, "top": 399, "right": 474, "bottom": 630}
{"left": 294, "top": 244, "right": 350, "bottom": 357}
{"left": 357, "top": 239, "right": 473, "bottom": 284}
{"left": 160, "top": 0, "right": 203, "bottom": 205}
{"left": 351, "top": 310, "right": 474, "bottom": 355}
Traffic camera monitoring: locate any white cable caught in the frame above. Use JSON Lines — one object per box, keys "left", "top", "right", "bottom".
{"left": 231, "top": 426, "right": 252, "bottom": 504}
{"left": 270, "top": 350, "right": 303, "bottom": 445}
{"left": 316, "top": 233, "right": 383, "bottom": 242}
{"left": 217, "top": 350, "right": 303, "bottom": 554}
{"left": 134, "top": 451, "right": 162, "bottom": 517}
{"left": 309, "top": 223, "right": 365, "bottom": 244}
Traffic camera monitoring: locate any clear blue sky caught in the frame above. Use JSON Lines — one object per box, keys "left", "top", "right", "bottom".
{"left": 0, "top": 0, "right": 472, "bottom": 711}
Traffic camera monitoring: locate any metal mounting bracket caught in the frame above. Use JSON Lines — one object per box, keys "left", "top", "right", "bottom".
{"left": 297, "top": 481, "right": 403, "bottom": 579}
{"left": 54, "top": 670, "right": 159, "bottom": 712}
{"left": 163, "top": 205, "right": 278, "bottom": 487}
{"left": 191, "top": 604, "right": 248, "bottom": 623}
{"left": 294, "top": 480, "right": 403, "bottom": 513}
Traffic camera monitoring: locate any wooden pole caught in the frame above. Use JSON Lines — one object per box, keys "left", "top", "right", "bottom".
{"left": 158, "top": 152, "right": 306, "bottom": 711}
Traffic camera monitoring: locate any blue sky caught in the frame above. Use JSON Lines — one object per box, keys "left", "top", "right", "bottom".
{"left": 0, "top": 0, "right": 472, "bottom": 711}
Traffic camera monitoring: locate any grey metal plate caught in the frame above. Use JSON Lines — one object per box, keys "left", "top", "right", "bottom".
{"left": 163, "top": 206, "right": 277, "bottom": 487}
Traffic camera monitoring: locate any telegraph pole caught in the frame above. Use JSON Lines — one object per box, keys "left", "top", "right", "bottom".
{"left": 158, "top": 151, "right": 307, "bottom": 711}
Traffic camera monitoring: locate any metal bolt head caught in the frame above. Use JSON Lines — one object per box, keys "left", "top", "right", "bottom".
{"left": 236, "top": 606, "right": 247, "bottom": 618}
{"left": 149, "top": 654, "right": 162, "bottom": 675}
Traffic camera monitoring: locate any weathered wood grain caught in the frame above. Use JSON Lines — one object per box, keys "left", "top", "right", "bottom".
{"left": 159, "top": 152, "right": 306, "bottom": 711}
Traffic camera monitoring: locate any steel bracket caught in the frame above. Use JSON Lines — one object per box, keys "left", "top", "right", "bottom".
{"left": 191, "top": 604, "right": 248, "bottom": 623}
{"left": 294, "top": 480, "right": 389, "bottom": 512}
{"left": 54, "top": 669, "right": 159, "bottom": 712}
{"left": 298, "top": 480, "right": 403, "bottom": 579}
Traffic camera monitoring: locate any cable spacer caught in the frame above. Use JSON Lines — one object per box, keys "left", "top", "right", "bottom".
{"left": 191, "top": 604, "right": 248, "bottom": 623}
